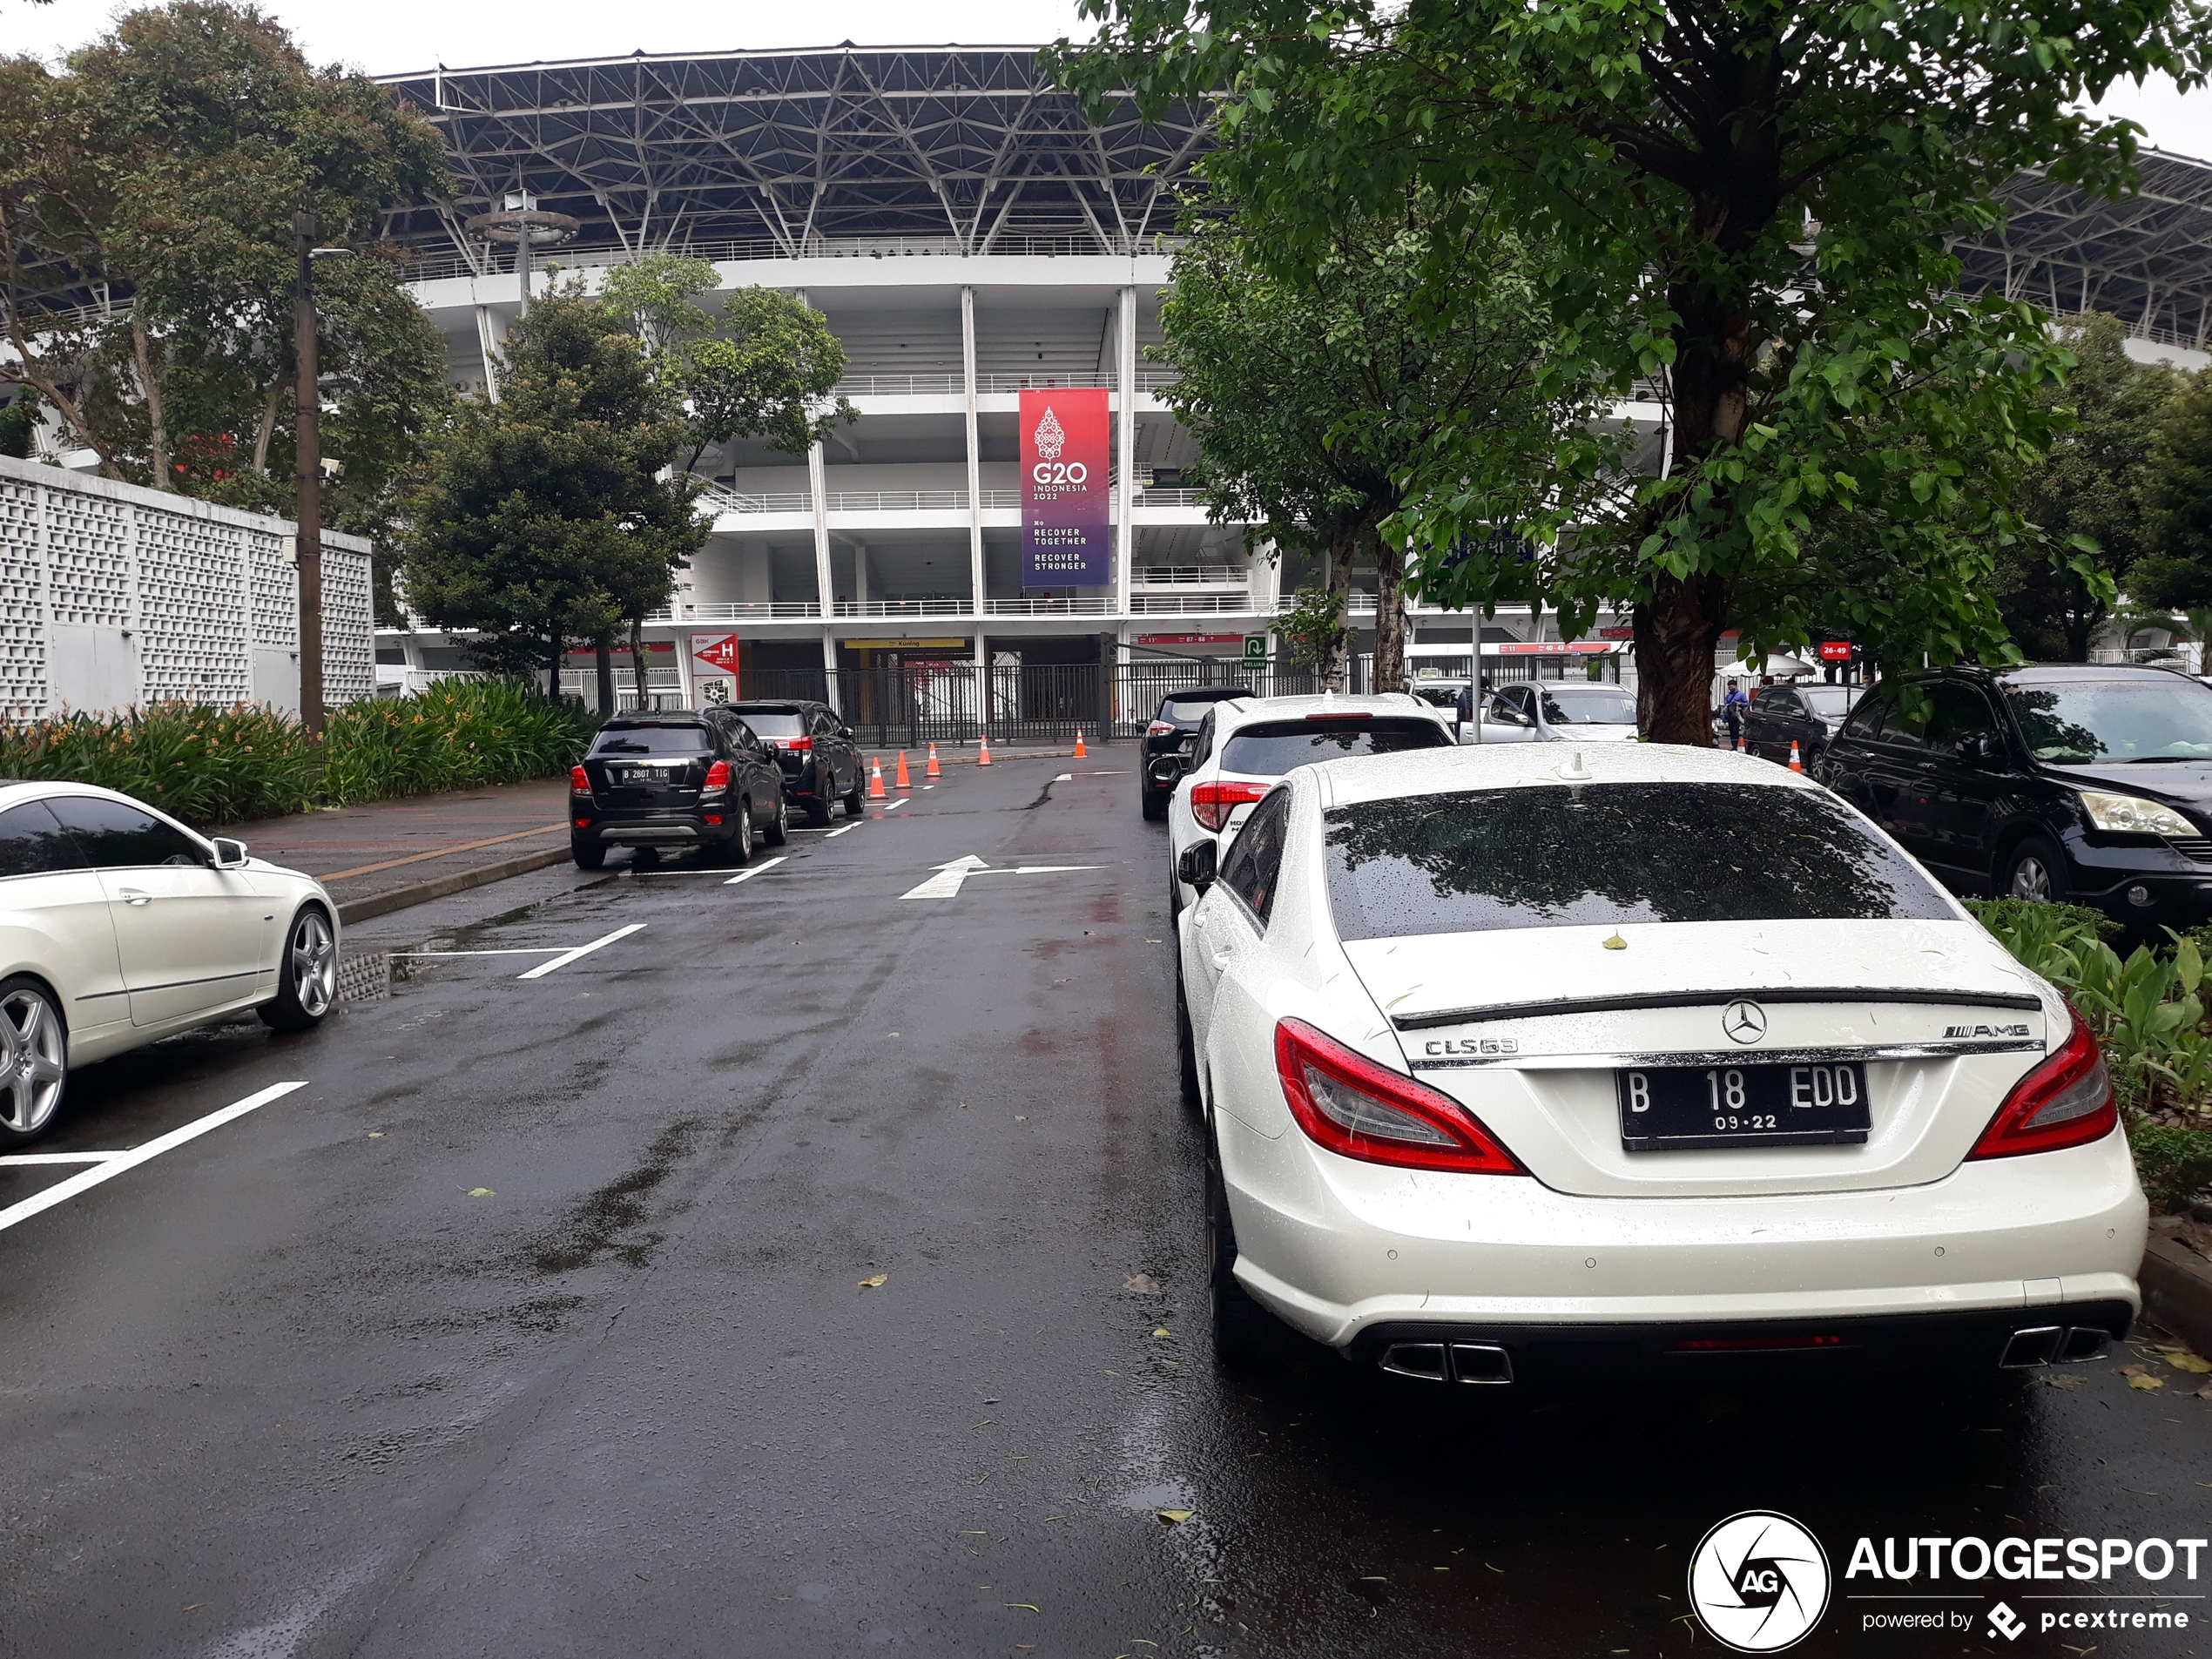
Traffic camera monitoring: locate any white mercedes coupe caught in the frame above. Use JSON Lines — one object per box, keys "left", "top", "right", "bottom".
{"left": 0, "top": 783, "right": 339, "bottom": 1144}
{"left": 1172, "top": 741, "right": 2144, "bottom": 1382}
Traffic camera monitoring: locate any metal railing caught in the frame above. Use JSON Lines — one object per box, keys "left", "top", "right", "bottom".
{"left": 830, "top": 368, "right": 1185, "bottom": 399}
{"left": 984, "top": 597, "right": 1116, "bottom": 616}
{"left": 395, "top": 228, "right": 1187, "bottom": 287}
{"left": 733, "top": 661, "right": 1113, "bottom": 744}
{"left": 644, "top": 600, "right": 824, "bottom": 623}
{"left": 832, "top": 597, "right": 970, "bottom": 618}
{"left": 1131, "top": 565, "right": 1249, "bottom": 586}
{"left": 1130, "top": 593, "right": 1265, "bottom": 615}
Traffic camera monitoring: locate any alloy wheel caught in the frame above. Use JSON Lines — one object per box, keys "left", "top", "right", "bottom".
{"left": 0, "top": 988, "right": 66, "bottom": 1135}
{"left": 289, "top": 910, "right": 337, "bottom": 1017}
{"left": 2010, "top": 856, "right": 2054, "bottom": 903}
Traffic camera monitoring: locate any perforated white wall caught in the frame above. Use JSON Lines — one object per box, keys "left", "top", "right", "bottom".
{"left": 0, "top": 457, "right": 377, "bottom": 719}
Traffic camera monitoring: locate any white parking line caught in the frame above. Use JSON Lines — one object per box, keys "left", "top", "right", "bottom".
{"left": 0, "top": 1081, "right": 307, "bottom": 1236}
{"left": 517, "top": 922, "right": 647, "bottom": 980}
{"left": 825, "top": 823, "right": 860, "bottom": 839}
{"left": 0, "top": 1150, "right": 123, "bottom": 1166}
{"left": 882, "top": 799, "right": 908, "bottom": 812}
{"left": 723, "top": 854, "right": 786, "bottom": 887}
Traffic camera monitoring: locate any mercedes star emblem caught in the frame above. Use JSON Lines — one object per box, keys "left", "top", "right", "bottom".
{"left": 1722, "top": 1001, "right": 1769, "bottom": 1045}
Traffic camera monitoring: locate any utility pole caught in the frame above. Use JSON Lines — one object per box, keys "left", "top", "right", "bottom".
{"left": 293, "top": 211, "right": 325, "bottom": 738}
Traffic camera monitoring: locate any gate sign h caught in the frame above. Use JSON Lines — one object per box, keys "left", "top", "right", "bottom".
{"left": 693, "top": 634, "right": 740, "bottom": 672}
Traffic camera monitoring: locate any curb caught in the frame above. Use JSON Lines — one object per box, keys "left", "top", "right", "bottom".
{"left": 2140, "top": 1236, "right": 2212, "bottom": 1358}
{"left": 334, "top": 843, "right": 574, "bottom": 927}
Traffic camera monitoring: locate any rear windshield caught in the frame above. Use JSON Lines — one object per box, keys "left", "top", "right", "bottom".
{"left": 732, "top": 710, "right": 806, "bottom": 737}
{"left": 1799, "top": 686, "right": 1857, "bottom": 717}
{"left": 1162, "top": 693, "right": 1242, "bottom": 721}
{"left": 590, "top": 725, "right": 712, "bottom": 756}
{"left": 1324, "top": 782, "right": 1952, "bottom": 940}
{"left": 1223, "top": 718, "right": 1451, "bottom": 777}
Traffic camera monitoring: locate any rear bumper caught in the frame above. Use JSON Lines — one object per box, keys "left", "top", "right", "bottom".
{"left": 573, "top": 813, "right": 721, "bottom": 846}
{"left": 1348, "top": 1302, "right": 2134, "bottom": 1381}
{"left": 1218, "top": 1109, "right": 2147, "bottom": 1352}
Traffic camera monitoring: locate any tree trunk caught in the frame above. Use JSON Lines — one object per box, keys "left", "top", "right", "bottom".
{"left": 595, "top": 636, "right": 616, "bottom": 714}
{"left": 251, "top": 373, "right": 286, "bottom": 475}
{"left": 1321, "top": 529, "right": 1354, "bottom": 693}
{"left": 1634, "top": 283, "right": 1760, "bottom": 745}
{"left": 131, "top": 319, "right": 171, "bottom": 491}
{"left": 629, "top": 618, "right": 652, "bottom": 705}
{"left": 1632, "top": 570, "right": 1729, "bottom": 745}
{"left": 1370, "top": 527, "right": 1409, "bottom": 695}
{"left": 548, "top": 624, "right": 564, "bottom": 701}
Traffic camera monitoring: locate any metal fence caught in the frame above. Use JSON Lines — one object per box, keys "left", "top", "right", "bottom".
{"left": 731, "top": 664, "right": 1112, "bottom": 745}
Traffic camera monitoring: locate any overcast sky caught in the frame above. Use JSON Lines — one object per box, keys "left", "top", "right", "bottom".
{"left": 8, "top": 0, "right": 2208, "bottom": 159}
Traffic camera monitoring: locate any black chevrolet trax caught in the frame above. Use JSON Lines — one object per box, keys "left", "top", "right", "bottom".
{"left": 571, "top": 713, "right": 789, "bottom": 868}
{"left": 1817, "top": 664, "right": 2212, "bottom": 937}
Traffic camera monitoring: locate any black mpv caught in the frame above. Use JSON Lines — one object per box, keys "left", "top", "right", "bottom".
{"left": 1141, "top": 685, "right": 1251, "bottom": 819}
{"left": 1817, "top": 664, "right": 2212, "bottom": 936}
{"left": 570, "top": 712, "right": 789, "bottom": 868}
{"left": 725, "top": 699, "right": 864, "bottom": 825}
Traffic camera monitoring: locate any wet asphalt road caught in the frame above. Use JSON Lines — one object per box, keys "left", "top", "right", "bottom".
{"left": 0, "top": 756, "right": 2207, "bottom": 1658}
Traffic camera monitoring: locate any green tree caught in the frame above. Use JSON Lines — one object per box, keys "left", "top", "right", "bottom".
{"left": 1990, "top": 314, "right": 2177, "bottom": 659}
{"left": 599, "top": 253, "right": 856, "bottom": 475}
{"left": 1157, "top": 193, "right": 1615, "bottom": 692}
{"left": 403, "top": 289, "right": 706, "bottom": 698}
{"left": 1057, "top": 0, "right": 2203, "bottom": 741}
{"left": 2132, "top": 368, "right": 2212, "bottom": 617}
{"left": 0, "top": 0, "right": 448, "bottom": 558}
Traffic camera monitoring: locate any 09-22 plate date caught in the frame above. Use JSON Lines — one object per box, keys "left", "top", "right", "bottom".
{"left": 1615, "top": 1061, "right": 1871, "bottom": 1151}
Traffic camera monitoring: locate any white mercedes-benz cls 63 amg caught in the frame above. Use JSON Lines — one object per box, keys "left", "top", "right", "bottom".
{"left": 1171, "top": 740, "right": 2144, "bottom": 1383}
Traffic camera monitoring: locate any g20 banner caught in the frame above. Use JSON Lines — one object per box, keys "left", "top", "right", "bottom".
{"left": 1021, "top": 388, "right": 1110, "bottom": 586}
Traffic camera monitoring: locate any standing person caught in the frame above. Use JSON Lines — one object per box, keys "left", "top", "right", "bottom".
{"left": 1720, "top": 678, "right": 1749, "bottom": 749}
{"left": 1453, "top": 678, "right": 1476, "bottom": 744}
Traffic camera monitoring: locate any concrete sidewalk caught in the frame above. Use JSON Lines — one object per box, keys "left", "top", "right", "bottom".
{"left": 226, "top": 779, "right": 571, "bottom": 925}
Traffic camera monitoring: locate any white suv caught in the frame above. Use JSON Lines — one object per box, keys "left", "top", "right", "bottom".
{"left": 1164, "top": 694, "right": 1456, "bottom": 923}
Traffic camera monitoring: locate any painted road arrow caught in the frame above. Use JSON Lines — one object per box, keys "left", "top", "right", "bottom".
{"left": 900, "top": 855, "right": 1103, "bottom": 901}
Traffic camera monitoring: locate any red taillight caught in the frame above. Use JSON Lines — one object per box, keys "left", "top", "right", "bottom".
{"left": 572, "top": 817, "right": 590, "bottom": 829}
{"left": 1669, "top": 1334, "right": 1845, "bottom": 1352}
{"left": 704, "top": 760, "right": 731, "bottom": 790}
{"left": 774, "top": 737, "right": 813, "bottom": 752}
{"left": 1274, "top": 1019, "right": 1524, "bottom": 1176}
{"left": 1191, "top": 779, "right": 1270, "bottom": 832}
{"left": 570, "top": 765, "right": 590, "bottom": 792}
{"left": 1968, "top": 1007, "right": 2117, "bottom": 1159}
{"left": 1147, "top": 719, "right": 1177, "bottom": 737}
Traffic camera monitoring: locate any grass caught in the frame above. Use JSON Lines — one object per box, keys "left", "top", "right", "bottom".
{"left": 0, "top": 681, "right": 598, "bottom": 827}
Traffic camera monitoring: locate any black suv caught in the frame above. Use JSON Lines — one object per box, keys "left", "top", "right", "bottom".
{"left": 570, "top": 711, "right": 789, "bottom": 868}
{"left": 1743, "top": 682, "right": 1862, "bottom": 769}
{"left": 727, "top": 699, "right": 863, "bottom": 825}
{"left": 1141, "top": 685, "right": 1251, "bottom": 819}
{"left": 1817, "top": 664, "right": 2212, "bottom": 934}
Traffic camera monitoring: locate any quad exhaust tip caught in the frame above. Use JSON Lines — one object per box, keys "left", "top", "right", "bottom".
{"left": 1999, "top": 1325, "right": 2111, "bottom": 1369}
{"left": 1379, "top": 1341, "right": 1514, "bottom": 1386}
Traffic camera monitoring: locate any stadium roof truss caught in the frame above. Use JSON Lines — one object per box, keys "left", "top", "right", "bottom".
{"left": 1959, "top": 150, "right": 2212, "bottom": 354}
{"left": 376, "top": 48, "right": 1214, "bottom": 273}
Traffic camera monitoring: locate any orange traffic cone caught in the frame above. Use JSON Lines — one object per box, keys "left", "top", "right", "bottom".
{"left": 978, "top": 735, "right": 993, "bottom": 766}
{"left": 1073, "top": 729, "right": 1087, "bottom": 759}
{"left": 926, "top": 743, "right": 941, "bottom": 779}
{"left": 868, "top": 756, "right": 887, "bottom": 799}
{"left": 895, "top": 750, "right": 911, "bottom": 789}
{"left": 1787, "top": 740, "right": 1804, "bottom": 773}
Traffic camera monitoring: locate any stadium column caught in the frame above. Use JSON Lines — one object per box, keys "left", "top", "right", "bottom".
{"left": 1116, "top": 286, "right": 1136, "bottom": 618}
{"left": 799, "top": 287, "right": 841, "bottom": 715}
{"left": 963, "top": 285, "right": 986, "bottom": 680}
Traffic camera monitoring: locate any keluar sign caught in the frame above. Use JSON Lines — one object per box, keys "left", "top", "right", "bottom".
{"left": 1022, "top": 388, "right": 1109, "bottom": 587}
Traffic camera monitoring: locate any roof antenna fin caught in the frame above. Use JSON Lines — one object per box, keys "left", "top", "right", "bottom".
{"left": 1556, "top": 748, "right": 1592, "bottom": 782}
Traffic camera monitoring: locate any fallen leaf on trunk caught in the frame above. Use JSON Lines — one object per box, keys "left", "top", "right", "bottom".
{"left": 2158, "top": 1349, "right": 2211, "bottom": 1373}
{"left": 859, "top": 1274, "right": 887, "bottom": 1289}
{"left": 1123, "top": 1274, "right": 1163, "bottom": 1293}
{"left": 2045, "top": 1374, "right": 2087, "bottom": 1389}
{"left": 1157, "top": 1509, "right": 1194, "bottom": 1525}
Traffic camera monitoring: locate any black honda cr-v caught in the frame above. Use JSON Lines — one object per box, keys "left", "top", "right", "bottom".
{"left": 570, "top": 712, "right": 789, "bottom": 868}
{"left": 1817, "top": 664, "right": 2212, "bottom": 936}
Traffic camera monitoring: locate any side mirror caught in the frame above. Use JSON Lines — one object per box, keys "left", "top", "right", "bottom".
{"left": 1958, "top": 732, "right": 1999, "bottom": 765}
{"left": 1177, "top": 839, "right": 1217, "bottom": 894}
{"left": 840, "top": 726, "right": 854, "bottom": 740}
{"left": 211, "top": 837, "right": 249, "bottom": 869}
